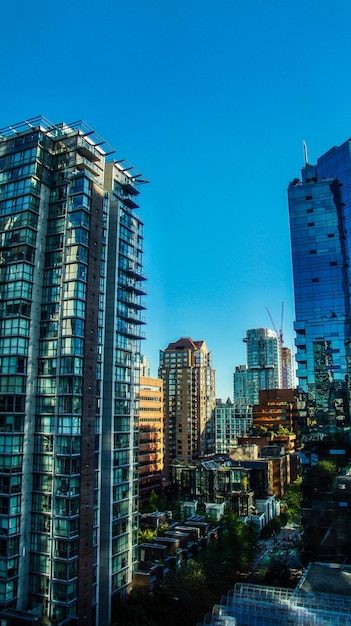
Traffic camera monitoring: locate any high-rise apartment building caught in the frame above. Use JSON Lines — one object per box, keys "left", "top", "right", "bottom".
{"left": 138, "top": 376, "right": 164, "bottom": 505}
{"left": 233, "top": 328, "right": 282, "bottom": 406}
{"left": 0, "top": 116, "right": 147, "bottom": 625}
{"left": 288, "top": 144, "right": 351, "bottom": 430}
{"left": 281, "top": 346, "right": 293, "bottom": 389}
{"left": 159, "top": 337, "right": 216, "bottom": 480}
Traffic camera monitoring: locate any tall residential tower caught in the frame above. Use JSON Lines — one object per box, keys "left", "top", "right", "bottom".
{"left": 0, "top": 117, "right": 147, "bottom": 625}
{"left": 233, "top": 328, "right": 282, "bottom": 407}
{"left": 159, "top": 337, "right": 216, "bottom": 480}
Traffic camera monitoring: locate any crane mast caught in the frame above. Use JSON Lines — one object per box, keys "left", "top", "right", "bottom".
{"left": 265, "top": 302, "right": 285, "bottom": 387}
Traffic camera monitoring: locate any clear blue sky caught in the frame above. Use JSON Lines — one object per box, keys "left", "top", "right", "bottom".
{"left": 3, "top": 0, "right": 351, "bottom": 399}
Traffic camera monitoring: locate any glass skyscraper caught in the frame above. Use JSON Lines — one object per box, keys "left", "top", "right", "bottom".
{"left": 233, "top": 328, "right": 282, "bottom": 407}
{"left": 288, "top": 143, "right": 351, "bottom": 431}
{"left": 0, "top": 117, "right": 147, "bottom": 625}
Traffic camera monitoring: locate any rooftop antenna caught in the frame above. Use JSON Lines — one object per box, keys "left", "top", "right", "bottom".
{"left": 303, "top": 140, "right": 309, "bottom": 166}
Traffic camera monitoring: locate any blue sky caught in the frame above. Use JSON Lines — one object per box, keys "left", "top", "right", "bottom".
{"left": 3, "top": 0, "right": 351, "bottom": 399}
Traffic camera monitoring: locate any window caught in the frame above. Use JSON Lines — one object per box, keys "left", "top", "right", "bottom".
{"left": 62, "top": 300, "right": 85, "bottom": 318}
{"left": 70, "top": 194, "right": 90, "bottom": 211}
{"left": 61, "top": 318, "right": 85, "bottom": 337}
{"left": 0, "top": 357, "right": 26, "bottom": 374}
{"left": 61, "top": 337, "right": 84, "bottom": 356}
{"left": 58, "top": 416, "right": 81, "bottom": 435}
{"left": 0, "top": 337, "right": 29, "bottom": 354}
{"left": 59, "top": 357, "right": 83, "bottom": 375}
{"left": 71, "top": 176, "right": 91, "bottom": 196}
{"left": 0, "top": 376, "right": 25, "bottom": 394}
{"left": 63, "top": 281, "right": 86, "bottom": 300}
{"left": 68, "top": 210, "right": 90, "bottom": 229}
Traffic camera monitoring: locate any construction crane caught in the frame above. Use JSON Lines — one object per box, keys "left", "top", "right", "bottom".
{"left": 265, "top": 302, "right": 284, "bottom": 348}
{"left": 266, "top": 303, "right": 286, "bottom": 388}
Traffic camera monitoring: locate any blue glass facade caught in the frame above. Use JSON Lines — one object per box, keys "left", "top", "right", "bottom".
{"left": 288, "top": 145, "right": 351, "bottom": 430}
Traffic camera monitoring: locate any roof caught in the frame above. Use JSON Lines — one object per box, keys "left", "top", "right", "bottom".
{"left": 297, "top": 562, "right": 351, "bottom": 596}
{"left": 165, "top": 337, "right": 205, "bottom": 351}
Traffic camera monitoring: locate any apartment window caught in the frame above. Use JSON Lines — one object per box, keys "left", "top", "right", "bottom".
{"left": 0, "top": 356, "right": 26, "bottom": 374}
{"left": 0, "top": 337, "right": 29, "bottom": 354}
{"left": 62, "top": 300, "right": 85, "bottom": 318}
{"left": 61, "top": 337, "right": 84, "bottom": 356}
{"left": 71, "top": 176, "right": 91, "bottom": 196}
{"left": 58, "top": 416, "right": 81, "bottom": 435}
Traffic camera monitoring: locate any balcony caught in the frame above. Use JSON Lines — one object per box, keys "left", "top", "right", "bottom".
{"left": 118, "top": 274, "right": 147, "bottom": 296}
{"left": 116, "top": 321, "right": 146, "bottom": 340}
{"left": 125, "top": 262, "right": 147, "bottom": 281}
{"left": 117, "top": 307, "right": 146, "bottom": 325}
{"left": 77, "top": 138, "right": 101, "bottom": 162}
{"left": 121, "top": 196, "right": 139, "bottom": 210}
{"left": 118, "top": 291, "right": 146, "bottom": 310}
{"left": 121, "top": 181, "right": 139, "bottom": 196}
{"left": 76, "top": 156, "right": 102, "bottom": 177}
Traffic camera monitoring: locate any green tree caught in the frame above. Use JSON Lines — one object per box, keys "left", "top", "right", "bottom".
{"left": 252, "top": 425, "right": 268, "bottom": 435}
{"left": 283, "top": 477, "right": 302, "bottom": 523}
{"left": 160, "top": 559, "right": 210, "bottom": 625}
{"left": 260, "top": 516, "right": 282, "bottom": 540}
{"left": 262, "top": 552, "right": 291, "bottom": 586}
{"left": 165, "top": 559, "right": 207, "bottom": 600}
{"left": 148, "top": 489, "right": 165, "bottom": 512}
{"left": 277, "top": 425, "right": 293, "bottom": 436}
{"left": 308, "top": 460, "right": 337, "bottom": 490}
{"left": 138, "top": 527, "right": 158, "bottom": 543}
{"left": 111, "top": 590, "right": 159, "bottom": 626}
{"left": 220, "top": 510, "right": 259, "bottom": 571}
{"left": 279, "top": 511, "right": 288, "bottom": 526}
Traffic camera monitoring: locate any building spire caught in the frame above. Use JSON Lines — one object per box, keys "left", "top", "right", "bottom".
{"left": 303, "top": 140, "right": 309, "bottom": 166}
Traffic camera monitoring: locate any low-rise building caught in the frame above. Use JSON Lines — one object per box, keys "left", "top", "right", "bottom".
{"left": 252, "top": 388, "right": 299, "bottom": 434}
{"left": 133, "top": 514, "right": 220, "bottom": 592}
{"left": 255, "top": 495, "right": 280, "bottom": 524}
{"left": 171, "top": 459, "right": 255, "bottom": 515}
{"left": 215, "top": 399, "right": 252, "bottom": 453}
{"left": 229, "top": 444, "right": 259, "bottom": 461}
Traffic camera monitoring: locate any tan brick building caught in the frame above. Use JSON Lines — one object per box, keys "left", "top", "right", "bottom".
{"left": 139, "top": 376, "right": 164, "bottom": 505}
{"left": 159, "top": 337, "right": 216, "bottom": 481}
